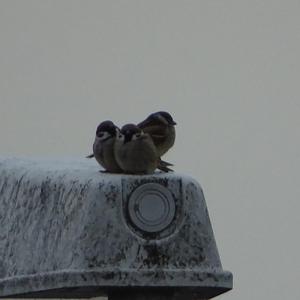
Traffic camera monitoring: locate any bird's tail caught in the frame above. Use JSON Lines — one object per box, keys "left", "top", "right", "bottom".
{"left": 157, "top": 158, "right": 174, "bottom": 172}
{"left": 159, "top": 158, "right": 173, "bottom": 166}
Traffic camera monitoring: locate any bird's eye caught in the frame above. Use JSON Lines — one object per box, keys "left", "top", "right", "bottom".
{"left": 135, "top": 133, "right": 141, "bottom": 138}
{"left": 118, "top": 134, "right": 123, "bottom": 139}
{"left": 98, "top": 132, "right": 104, "bottom": 138}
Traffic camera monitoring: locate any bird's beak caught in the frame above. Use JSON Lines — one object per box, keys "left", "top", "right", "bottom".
{"left": 171, "top": 120, "right": 177, "bottom": 125}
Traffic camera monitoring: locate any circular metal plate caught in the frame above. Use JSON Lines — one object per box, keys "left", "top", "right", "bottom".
{"left": 128, "top": 183, "right": 176, "bottom": 233}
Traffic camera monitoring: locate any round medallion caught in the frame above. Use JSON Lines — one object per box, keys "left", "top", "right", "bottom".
{"left": 128, "top": 183, "right": 176, "bottom": 233}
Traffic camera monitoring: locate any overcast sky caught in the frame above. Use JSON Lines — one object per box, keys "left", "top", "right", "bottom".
{"left": 0, "top": 1, "right": 299, "bottom": 299}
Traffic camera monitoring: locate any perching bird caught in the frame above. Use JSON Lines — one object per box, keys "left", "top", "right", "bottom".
{"left": 114, "top": 124, "right": 158, "bottom": 174}
{"left": 138, "top": 111, "right": 176, "bottom": 157}
{"left": 88, "top": 120, "right": 122, "bottom": 173}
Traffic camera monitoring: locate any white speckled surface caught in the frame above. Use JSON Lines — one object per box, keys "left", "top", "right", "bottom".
{"left": 0, "top": 157, "right": 232, "bottom": 299}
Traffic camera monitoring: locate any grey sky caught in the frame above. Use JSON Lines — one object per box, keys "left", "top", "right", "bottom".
{"left": 0, "top": 1, "right": 299, "bottom": 299}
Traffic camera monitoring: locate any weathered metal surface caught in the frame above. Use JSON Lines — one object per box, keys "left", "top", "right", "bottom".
{"left": 0, "top": 157, "right": 232, "bottom": 299}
